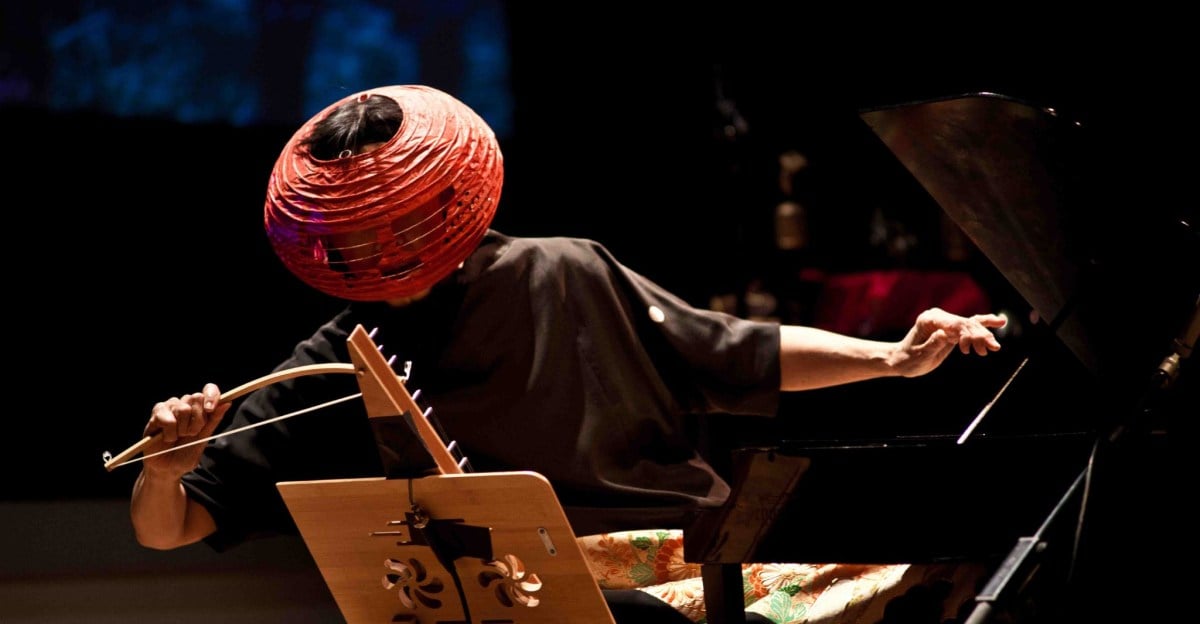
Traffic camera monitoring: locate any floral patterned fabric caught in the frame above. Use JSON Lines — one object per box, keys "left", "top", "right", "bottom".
{"left": 578, "top": 530, "right": 986, "bottom": 624}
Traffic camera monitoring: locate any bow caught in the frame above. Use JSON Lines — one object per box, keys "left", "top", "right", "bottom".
{"left": 103, "top": 325, "right": 465, "bottom": 474}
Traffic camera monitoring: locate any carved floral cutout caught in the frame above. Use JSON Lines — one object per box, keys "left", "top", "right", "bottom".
{"left": 479, "top": 553, "right": 543, "bottom": 608}
{"left": 383, "top": 557, "right": 444, "bottom": 609}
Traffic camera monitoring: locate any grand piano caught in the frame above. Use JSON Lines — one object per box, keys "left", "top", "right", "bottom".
{"left": 685, "top": 92, "right": 1197, "bottom": 623}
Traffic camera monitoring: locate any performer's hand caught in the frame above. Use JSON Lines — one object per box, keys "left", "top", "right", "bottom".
{"left": 141, "top": 383, "right": 229, "bottom": 480}
{"left": 892, "top": 308, "right": 1007, "bottom": 377}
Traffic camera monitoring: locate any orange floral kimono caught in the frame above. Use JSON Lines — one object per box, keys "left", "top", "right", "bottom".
{"left": 578, "top": 530, "right": 986, "bottom": 623}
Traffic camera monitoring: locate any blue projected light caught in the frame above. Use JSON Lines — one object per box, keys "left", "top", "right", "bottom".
{"left": 5, "top": 1, "right": 512, "bottom": 137}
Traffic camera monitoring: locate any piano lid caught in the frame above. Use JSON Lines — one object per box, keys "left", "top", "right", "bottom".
{"left": 860, "top": 93, "right": 1198, "bottom": 388}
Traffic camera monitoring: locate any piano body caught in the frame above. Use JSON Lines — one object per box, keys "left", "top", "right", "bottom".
{"left": 685, "top": 93, "right": 1196, "bottom": 623}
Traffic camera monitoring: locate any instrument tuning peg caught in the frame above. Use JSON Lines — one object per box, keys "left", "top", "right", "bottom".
{"left": 446, "top": 438, "right": 473, "bottom": 472}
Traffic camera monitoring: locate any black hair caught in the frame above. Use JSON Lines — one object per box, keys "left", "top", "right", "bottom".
{"left": 302, "top": 94, "right": 404, "bottom": 160}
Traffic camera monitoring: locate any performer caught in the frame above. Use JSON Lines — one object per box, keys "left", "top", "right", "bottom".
{"left": 128, "top": 85, "right": 1005, "bottom": 623}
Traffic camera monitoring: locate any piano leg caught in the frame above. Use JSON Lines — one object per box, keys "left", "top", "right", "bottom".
{"left": 702, "top": 562, "right": 746, "bottom": 624}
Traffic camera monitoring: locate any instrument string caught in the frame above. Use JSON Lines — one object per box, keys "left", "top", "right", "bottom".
{"left": 957, "top": 356, "right": 1029, "bottom": 444}
{"left": 104, "top": 392, "right": 364, "bottom": 469}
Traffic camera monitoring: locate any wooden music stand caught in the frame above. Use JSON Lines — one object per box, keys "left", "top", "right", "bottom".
{"left": 277, "top": 325, "right": 615, "bottom": 624}
{"left": 278, "top": 472, "right": 613, "bottom": 624}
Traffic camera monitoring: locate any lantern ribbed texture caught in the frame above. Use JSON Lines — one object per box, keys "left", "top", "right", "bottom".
{"left": 264, "top": 85, "right": 503, "bottom": 301}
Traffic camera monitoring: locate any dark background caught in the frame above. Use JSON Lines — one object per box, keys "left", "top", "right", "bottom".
{"left": 1, "top": 4, "right": 1192, "bottom": 622}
